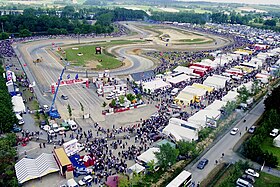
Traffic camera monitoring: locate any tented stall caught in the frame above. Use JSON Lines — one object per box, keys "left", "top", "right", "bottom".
{"left": 192, "top": 83, "right": 214, "bottom": 93}
{"left": 127, "top": 163, "right": 145, "bottom": 175}
{"left": 12, "top": 95, "right": 25, "bottom": 113}
{"left": 167, "top": 74, "right": 191, "bottom": 85}
{"left": 175, "top": 92, "right": 195, "bottom": 105}
{"left": 169, "top": 117, "right": 201, "bottom": 131}
{"left": 181, "top": 86, "right": 207, "bottom": 102}
{"left": 15, "top": 153, "right": 59, "bottom": 184}
{"left": 142, "top": 79, "right": 171, "bottom": 93}
{"left": 136, "top": 148, "right": 160, "bottom": 165}
{"left": 203, "top": 75, "right": 229, "bottom": 89}
{"left": 221, "top": 91, "right": 239, "bottom": 102}
{"left": 187, "top": 109, "right": 221, "bottom": 128}
{"left": 173, "top": 66, "right": 194, "bottom": 75}
{"left": 205, "top": 100, "right": 226, "bottom": 111}
{"left": 162, "top": 124, "right": 199, "bottom": 142}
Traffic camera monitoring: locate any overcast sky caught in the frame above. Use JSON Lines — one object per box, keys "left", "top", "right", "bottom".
{"left": 180, "top": 0, "right": 280, "bottom": 5}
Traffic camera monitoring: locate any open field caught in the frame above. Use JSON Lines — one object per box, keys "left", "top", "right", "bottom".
{"left": 61, "top": 40, "right": 143, "bottom": 70}
{"left": 260, "top": 137, "right": 280, "bottom": 166}
{"left": 140, "top": 25, "right": 214, "bottom": 46}
{"left": 255, "top": 172, "right": 280, "bottom": 187}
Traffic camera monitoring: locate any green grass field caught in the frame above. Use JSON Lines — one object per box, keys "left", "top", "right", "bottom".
{"left": 260, "top": 137, "right": 280, "bottom": 166}
{"left": 255, "top": 172, "right": 280, "bottom": 187}
{"left": 62, "top": 40, "right": 142, "bottom": 70}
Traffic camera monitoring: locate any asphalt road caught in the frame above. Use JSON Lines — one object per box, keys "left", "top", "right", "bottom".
{"left": 188, "top": 98, "right": 265, "bottom": 184}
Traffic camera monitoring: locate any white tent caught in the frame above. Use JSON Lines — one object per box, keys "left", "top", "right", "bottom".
{"left": 205, "top": 100, "right": 226, "bottom": 111}
{"left": 162, "top": 123, "right": 198, "bottom": 142}
{"left": 137, "top": 148, "right": 160, "bottom": 165}
{"left": 181, "top": 86, "right": 207, "bottom": 98}
{"left": 167, "top": 74, "right": 191, "bottom": 85}
{"left": 169, "top": 117, "right": 201, "bottom": 131}
{"left": 15, "top": 153, "right": 59, "bottom": 184}
{"left": 203, "top": 76, "right": 228, "bottom": 89}
{"left": 127, "top": 163, "right": 145, "bottom": 175}
{"left": 142, "top": 79, "right": 171, "bottom": 93}
{"left": 222, "top": 91, "right": 239, "bottom": 102}
{"left": 12, "top": 95, "right": 26, "bottom": 113}
{"left": 273, "top": 135, "right": 280, "bottom": 148}
{"left": 187, "top": 109, "right": 221, "bottom": 128}
{"left": 173, "top": 66, "right": 194, "bottom": 75}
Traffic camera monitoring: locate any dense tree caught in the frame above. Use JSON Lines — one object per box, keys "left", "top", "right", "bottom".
{"left": 0, "top": 32, "right": 9, "bottom": 40}
{"left": 177, "top": 140, "right": 196, "bottom": 157}
{"left": 0, "top": 134, "right": 17, "bottom": 186}
{"left": 264, "top": 19, "right": 277, "bottom": 27}
{"left": 0, "top": 66, "right": 17, "bottom": 133}
{"left": 19, "top": 29, "right": 31, "bottom": 37}
{"left": 155, "top": 143, "right": 179, "bottom": 170}
{"left": 264, "top": 85, "right": 280, "bottom": 112}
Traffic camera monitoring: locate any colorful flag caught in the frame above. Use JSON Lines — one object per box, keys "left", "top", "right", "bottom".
{"left": 67, "top": 74, "right": 70, "bottom": 79}
{"left": 75, "top": 74, "right": 79, "bottom": 80}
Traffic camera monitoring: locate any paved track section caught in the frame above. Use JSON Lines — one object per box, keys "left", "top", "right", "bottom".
{"left": 14, "top": 22, "right": 232, "bottom": 121}
{"left": 187, "top": 99, "right": 265, "bottom": 184}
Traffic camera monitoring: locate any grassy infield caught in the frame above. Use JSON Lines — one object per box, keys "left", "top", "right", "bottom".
{"left": 62, "top": 40, "right": 141, "bottom": 70}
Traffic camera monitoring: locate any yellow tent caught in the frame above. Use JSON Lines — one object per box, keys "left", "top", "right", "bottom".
{"left": 192, "top": 83, "right": 214, "bottom": 93}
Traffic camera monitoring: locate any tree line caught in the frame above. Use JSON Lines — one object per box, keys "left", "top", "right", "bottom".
{"left": 241, "top": 85, "right": 280, "bottom": 168}
{"left": 0, "top": 62, "right": 18, "bottom": 133}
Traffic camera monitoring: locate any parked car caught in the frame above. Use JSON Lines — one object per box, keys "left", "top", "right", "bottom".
{"left": 248, "top": 126, "right": 256, "bottom": 134}
{"left": 12, "top": 125, "right": 22, "bottom": 133}
{"left": 61, "top": 95, "right": 69, "bottom": 100}
{"left": 78, "top": 175, "right": 93, "bottom": 186}
{"left": 230, "top": 128, "right": 239, "bottom": 135}
{"left": 236, "top": 178, "right": 253, "bottom": 187}
{"left": 197, "top": 158, "right": 209, "bottom": 169}
{"left": 241, "top": 174, "right": 255, "bottom": 184}
{"left": 245, "top": 169, "right": 260, "bottom": 178}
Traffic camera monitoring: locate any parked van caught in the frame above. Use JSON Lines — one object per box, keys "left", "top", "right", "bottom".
{"left": 236, "top": 178, "right": 253, "bottom": 187}
{"left": 16, "top": 114, "right": 24, "bottom": 125}
{"left": 66, "top": 119, "right": 78, "bottom": 131}
{"left": 67, "top": 178, "right": 78, "bottom": 187}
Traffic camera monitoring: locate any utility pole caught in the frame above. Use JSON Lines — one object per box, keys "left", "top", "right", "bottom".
{"left": 78, "top": 32, "right": 80, "bottom": 44}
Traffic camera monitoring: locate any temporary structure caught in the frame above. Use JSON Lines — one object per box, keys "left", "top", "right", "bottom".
{"left": 142, "top": 79, "right": 171, "bottom": 93}
{"left": 175, "top": 92, "right": 195, "bottom": 105}
{"left": 167, "top": 74, "right": 191, "bottom": 85}
{"left": 12, "top": 95, "right": 26, "bottom": 113}
{"left": 273, "top": 135, "right": 280, "bottom": 148}
{"left": 187, "top": 109, "right": 221, "bottom": 128}
{"left": 192, "top": 83, "right": 214, "bottom": 93}
{"left": 181, "top": 86, "right": 207, "bottom": 101}
{"left": 137, "top": 148, "right": 160, "bottom": 165}
{"left": 222, "top": 91, "right": 239, "bottom": 102}
{"left": 169, "top": 117, "right": 201, "bottom": 131}
{"left": 15, "top": 153, "right": 59, "bottom": 184}
{"left": 205, "top": 100, "right": 226, "bottom": 111}
{"left": 162, "top": 123, "right": 198, "bottom": 142}
{"left": 173, "top": 66, "right": 194, "bottom": 75}
{"left": 203, "top": 75, "right": 229, "bottom": 89}
{"left": 127, "top": 163, "right": 145, "bottom": 175}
